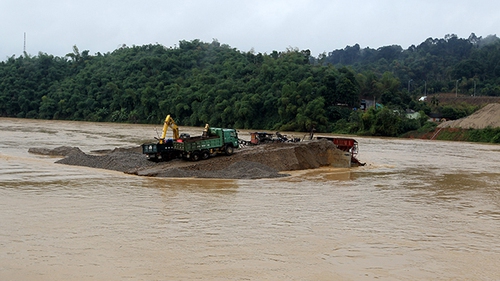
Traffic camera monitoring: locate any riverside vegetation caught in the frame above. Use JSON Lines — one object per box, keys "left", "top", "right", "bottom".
{"left": 1, "top": 34, "right": 500, "bottom": 141}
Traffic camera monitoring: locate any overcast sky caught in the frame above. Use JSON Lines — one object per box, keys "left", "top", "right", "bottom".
{"left": 1, "top": 0, "right": 499, "bottom": 60}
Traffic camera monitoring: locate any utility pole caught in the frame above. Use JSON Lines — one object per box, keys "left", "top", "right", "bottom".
{"left": 455, "top": 79, "right": 460, "bottom": 97}
{"left": 24, "top": 32, "right": 26, "bottom": 53}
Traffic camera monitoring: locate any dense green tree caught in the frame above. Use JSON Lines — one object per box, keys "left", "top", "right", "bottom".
{"left": 1, "top": 35, "right": 500, "bottom": 137}
{"left": 373, "top": 107, "right": 401, "bottom": 136}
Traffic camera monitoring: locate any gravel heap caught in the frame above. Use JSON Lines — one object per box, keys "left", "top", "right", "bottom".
{"left": 438, "top": 103, "right": 500, "bottom": 129}
{"left": 35, "top": 139, "right": 348, "bottom": 179}
{"left": 54, "top": 147, "right": 157, "bottom": 172}
{"left": 154, "top": 161, "right": 288, "bottom": 179}
{"left": 28, "top": 146, "right": 82, "bottom": 157}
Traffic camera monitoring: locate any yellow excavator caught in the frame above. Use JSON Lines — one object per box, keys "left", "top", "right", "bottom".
{"left": 142, "top": 114, "right": 181, "bottom": 162}
{"left": 158, "top": 114, "right": 180, "bottom": 144}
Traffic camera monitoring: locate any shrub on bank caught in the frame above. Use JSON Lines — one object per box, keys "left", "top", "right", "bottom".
{"left": 434, "top": 127, "right": 500, "bottom": 143}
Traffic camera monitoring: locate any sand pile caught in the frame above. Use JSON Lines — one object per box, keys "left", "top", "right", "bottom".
{"left": 177, "top": 140, "right": 347, "bottom": 172}
{"left": 28, "top": 146, "right": 82, "bottom": 156}
{"left": 438, "top": 103, "right": 500, "bottom": 129}
{"left": 55, "top": 147, "right": 158, "bottom": 173}
{"left": 33, "top": 139, "right": 349, "bottom": 179}
{"left": 153, "top": 161, "right": 287, "bottom": 179}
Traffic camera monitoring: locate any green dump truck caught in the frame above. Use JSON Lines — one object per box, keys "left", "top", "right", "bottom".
{"left": 173, "top": 126, "right": 239, "bottom": 161}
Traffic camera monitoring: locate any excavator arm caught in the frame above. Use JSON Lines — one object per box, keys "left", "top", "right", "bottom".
{"left": 159, "top": 115, "right": 179, "bottom": 144}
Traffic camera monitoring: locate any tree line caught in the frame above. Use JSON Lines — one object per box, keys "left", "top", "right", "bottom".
{"left": 1, "top": 34, "right": 499, "bottom": 136}
{"left": 324, "top": 33, "right": 500, "bottom": 97}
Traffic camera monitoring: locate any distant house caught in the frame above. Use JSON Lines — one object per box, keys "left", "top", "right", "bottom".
{"left": 360, "top": 99, "right": 383, "bottom": 110}
{"left": 428, "top": 113, "right": 446, "bottom": 122}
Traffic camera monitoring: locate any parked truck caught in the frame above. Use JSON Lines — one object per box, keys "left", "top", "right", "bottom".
{"left": 142, "top": 115, "right": 239, "bottom": 162}
{"left": 173, "top": 125, "right": 239, "bottom": 161}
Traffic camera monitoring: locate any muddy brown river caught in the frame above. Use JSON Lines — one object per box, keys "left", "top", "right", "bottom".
{"left": 1, "top": 118, "right": 499, "bottom": 280}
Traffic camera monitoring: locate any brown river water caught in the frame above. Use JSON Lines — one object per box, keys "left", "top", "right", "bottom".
{"left": 1, "top": 118, "right": 500, "bottom": 280}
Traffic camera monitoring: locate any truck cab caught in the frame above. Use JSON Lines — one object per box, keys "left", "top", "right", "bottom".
{"left": 209, "top": 127, "right": 239, "bottom": 148}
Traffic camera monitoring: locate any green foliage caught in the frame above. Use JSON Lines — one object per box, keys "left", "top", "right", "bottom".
{"left": 492, "top": 131, "right": 500, "bottom": 143}
{"left": 436, "top": 127, "right": 500, "bottom": 143}
{"left": 335, "top": 106, "right": 431, "bottom": 137}
{"left": 325, "top": 33, "right": 500, "bottom": 96}
{"left": 373, "top": 107, "right": 401, "bottom": 136}
{"left": 1, "top": 35, "right": 500, "bottom": 141}
{"left": 418, "top": 121, "right": 437, "bottom": 133}
{"left": 467, "top": 127, "right": 500, "bottom": 143}
{"left": 438, "top": 104, "right": 479, "bottom": 120}
{"left": 0, "top": 42, "right": 358, "bottom": 132}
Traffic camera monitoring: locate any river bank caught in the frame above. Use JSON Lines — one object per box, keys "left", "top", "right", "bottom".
{"left": 403, "top": 103, "right": 500, "bottom": 143}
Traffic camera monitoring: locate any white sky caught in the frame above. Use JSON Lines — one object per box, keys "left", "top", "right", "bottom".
{"left": 1, "top": 0, "right": 499, "bottom": 60}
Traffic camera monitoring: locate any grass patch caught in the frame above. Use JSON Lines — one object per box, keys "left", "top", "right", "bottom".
{"left": 435, "top": 127, "right": 500, "bottom": 143}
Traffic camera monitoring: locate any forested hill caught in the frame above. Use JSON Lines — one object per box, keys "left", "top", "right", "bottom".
{"left": 0, "top": 40, "right": 362, "bottom": 131}
{"left": 324, "top": 33, "right": 500, "bottom": 96}
{"left": 1, "top": 34, "right": 500, "bottom": 135}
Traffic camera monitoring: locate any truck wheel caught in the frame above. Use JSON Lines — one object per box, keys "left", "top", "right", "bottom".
{"left": 225, "top": 145, "right": 234, "bottom": 156}
{"left": 191, "top": 151, "right": 200, "bottom": 161}
{"left": 201, "top": 150, "right": 210, "bottom": 160}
